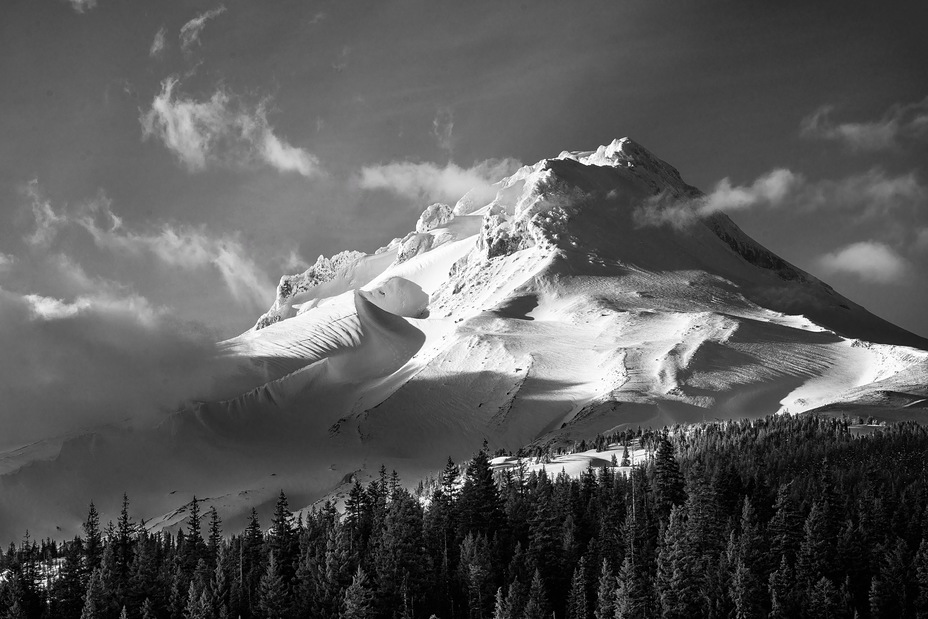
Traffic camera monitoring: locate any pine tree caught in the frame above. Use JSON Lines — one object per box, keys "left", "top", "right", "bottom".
{"left": 522, "top": 569, "right": 550, "bottom": 619}
{"left": 184, "top": 496, "right": 206, "bottom": 575}
{"left": 83, "top": 502, "right": 103, "bottom": 576}
{"left": 184, "top": 581, "right": 211, "bottom": 619}
{"left": 656, "top": 505, "right": 700, "bottom": 618}
{"left": 915, "top": 537, "right": 928, "bottom": 619}
{"left": 458, "top": 447, "right": 504, "bottom": 539}
{"left": 768, "top": 555, "right": 796, "bottom": 618}
{"left": 258, "top": 552, "right": 288, "bottom": 619}
{"left": 141, "top": 597, "right": 156, "bottom": 619}
{"left": 80, "top": 568, "right": 105, "bottom": 619}
{"left": 341, "top": 566, "right": 374, "bottom": 619}
{"left": 566, "top": 555, "right": 590, "bottom": 619}
{"left": 729, "top": 499, "right": 765, "bottom": 619}
{"left": 115, "top": 493, "right": 136, "bottom": 589}
{"left": 592, "top": 558, "right": 614, "bottom": 619}
{"left": 207, "top": 507, "right": 222, "bottom": 569}
{"left": 869, "top": 537, "right": 909, "bottom": 618}
{"left": 614, "top": 554, "right": 651, "bottom": 619}
{"left": 492, "top": 586, "right": 511, "bottom": 619}
{"left": 458, "top": 533, "right": 492, "bottom": 619}
{"left": 796, "top": 499, "right": 840, "bottom": 589}
{"left": 652, "top": 435, "right": 685, "bottom": 519}
{"left": 810, "top": 576, "right": 846, "bottom": 618}
{"left": 50, "top": 536, "right": 86, "bottom": 618}
{"left": 620, "top": 444, "right": 630, "bottom": 467}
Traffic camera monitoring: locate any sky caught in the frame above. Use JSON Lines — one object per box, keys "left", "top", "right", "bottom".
{"left": 0, "top": 0, "right": 926, "bottom": 448}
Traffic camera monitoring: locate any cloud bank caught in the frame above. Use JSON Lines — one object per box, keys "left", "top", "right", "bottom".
{"left": 634, "top": 167, "right": 925, "bottom": 229}
{"left": 801, "top": 96, "right": 928, "bottom": 151}
{"left": 359, "top": 158, "right": 522, "bottom": 206}
{"left": 0, "top": 284, "right": 226, "bottom": 449}
{"left": 817, "top": 241, "right": 910, "bottom": 284}
{"left": 140, "top": 78, "right": 320, "bottom": 177}
{"left": 24, "top": 182, "right": 275, "bottom": 311}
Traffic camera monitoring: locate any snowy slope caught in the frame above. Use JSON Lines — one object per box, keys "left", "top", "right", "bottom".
{"left": 1, "top": 138, "right": 926, "bottom": 540}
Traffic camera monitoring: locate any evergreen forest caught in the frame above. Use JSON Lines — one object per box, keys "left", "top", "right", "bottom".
{"left": 2, "top": 414, "right": 928, "bottom": 619}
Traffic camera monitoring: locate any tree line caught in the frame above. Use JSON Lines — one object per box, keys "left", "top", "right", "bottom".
{"left": 1, "top": 413, "right": 928, "bottom": 618}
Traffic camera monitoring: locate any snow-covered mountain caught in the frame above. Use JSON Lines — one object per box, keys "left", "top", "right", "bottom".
{"left": 2, "top": 138, "right": 926, "bottom": 540}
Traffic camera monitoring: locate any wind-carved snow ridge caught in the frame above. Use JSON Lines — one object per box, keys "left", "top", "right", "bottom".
{"left": 2, "top": 136, "right": 927, "bottom": 542}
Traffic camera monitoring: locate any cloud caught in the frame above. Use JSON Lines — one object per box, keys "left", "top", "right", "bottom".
{"left": 150, "top": 27, "right": 167, "bottom": 57}
{"left": 817, "top": 241, "right": 910, "bottom": 284}
{"left": 634, "top": 169, "right": 802, "bottom": 228}
{"left": 634, "top": 167, "right": 925, "bottom": 229}
{"left": 802, "top": 168, "right": 926, "bottom": 219}
{"left": 307, "top": 12, "right": 326, "bottom": 26}
{"left": 180, "top": 5, "right": 227, "bottom": 53}
{"left": 358, "top": 158, "right": 522, "bottom": 206}
{"left": 23, "top": 183, "right": 275, "bottom": 311}
{"left": 65, "top": 0, "right": 97, "bottom": 13}
{"left": 0, "top": 284, "right": 228, "bottom": 450}
{"left": 800, "top": 96, "right": 928, "bottom": 151}
{"left": 432, "top": 108, "right": 455, "bottom": 154}
{"left": 140, "top": 78, "right": 320, "bottom": 176}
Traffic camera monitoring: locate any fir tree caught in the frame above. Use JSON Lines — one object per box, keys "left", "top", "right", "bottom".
{"left": 458, "top": 447, "right": 504, "bottom": 539}
{"left": 652, "top": 435, "right": 685, "bottom": 519}
{"left": 809, "top": 576, "right": 846, "bottom": 619}
{"left": 80, "top": 568, "right": 105, "bottom": 619}
{"left": 914, "top": 537, "right": 928, "bottom": 619}
{"left": 207, "top": 507, "right": 222, "bottom": 569}
{"left": 523, "top": 569, "right": 550, "bottom": 619}
{"left": 83, "top": 502, "right": 103, "bottom": 576}
{"left": 492, "top": 586, "right": 511, "bottom": 619}
{"left": 566, "top": 554, "right": 590, "bottom": 619}
{"left": 768, "top": 555, "right": 796, "bottom": 619}
{"left": 257, "top": 552, "right": 288, "bottom": 619}
{"left": 656, "top": 505, "right": 700, "bottom": 618}
{"left": 728, "top": 499, "right": 765, "bottom": 619}
{"left": 869, "top": 537, "right": 910, "bottom": 618}
{"left": 50, "top": 536, "right": 85, "bottom": 618}
{"left": 458, "top": 533, "right": 492, "bottom": 619}
{"left": 341, "top": 566, "right": 374, "bottom": 619}
{"left": 592, "top": 558, "right": 614, "bottom": 619}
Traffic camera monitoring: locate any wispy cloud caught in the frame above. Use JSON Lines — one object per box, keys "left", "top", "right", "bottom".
{"left": 65, "top": 0, "right": 97, "bottom": 14}
{"left": 358, "top": 158, "right": 521, "bottom": 206}
{"left": 800, "top": 96, "right": 928, "bottom": 151}
{"left": 801, "top": 168, "right": 925, "bottom": 219}
{"left": 817, "top": 241, "right": 910, "bottom": 284}
{"left": 180, "top": 5, "right": 227, "bottom": 53}
{"left": 634, "top": 169, "right": 802, "bottom": 228}
{"left": 150, "top": 26, "right": 167, "bottom": 58}
{"left": 307, "top": 12, "right": 326, "bottom": 26}
{"left": 432, "top": 108, "right": 455, "bottom": 154}
{"left": 23, "top": 183, "right": 275, "bottom": 311}
{"left": 634, "top": 168, "right": 925, "bottom": 229}
{"left": 140, "top": 78, "right": 320, "bottom": 177}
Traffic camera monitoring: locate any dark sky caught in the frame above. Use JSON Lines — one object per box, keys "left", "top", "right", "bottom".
{"left": 0, "top": 0, "right": 926, "bottom": 447}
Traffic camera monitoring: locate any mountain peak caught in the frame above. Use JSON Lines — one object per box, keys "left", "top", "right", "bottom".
{"left": 2, "top": 138, "right": 926, "bottom": 542}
